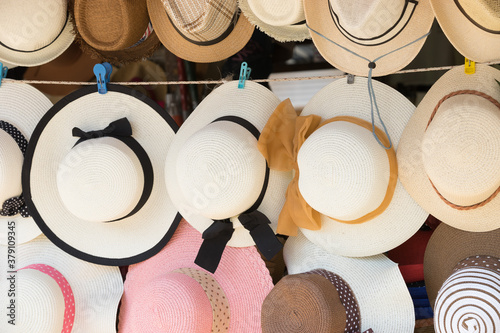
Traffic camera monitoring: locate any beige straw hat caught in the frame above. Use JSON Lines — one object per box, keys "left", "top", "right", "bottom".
{"left": 239, "top": 0, "right": 311, "bottom": 42}
{"left": 398, "top": 64, "right": 500, "bottom": 232}
{"left": 430, "top": 0, "right": 500, "bottom": 62}
{"left": 147, "top": 0, "right": 255, "bottom": 63}
{"left": 303, "top": 0, "right": 434, "bottom": 76}
{"left": 0, "top": 0, "right": 74, "bottom": 67}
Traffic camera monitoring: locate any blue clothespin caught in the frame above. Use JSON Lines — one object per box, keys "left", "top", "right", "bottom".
{"left": 94, "top": 62, "right": 112, "bottom": 94}
{"left": 0, "top": 62, "right": 8, "bottom": 88}
{"left": 238, "top": 62, "right": 251, "bottom": 89}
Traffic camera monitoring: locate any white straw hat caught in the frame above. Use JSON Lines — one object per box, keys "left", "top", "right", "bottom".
{"left": 0, "top": 82, "right": 52, "bottom": 245}
{"left": 430, "top": 0, "right": 500, "bottom": 62}
{"left": 398, "top": 64, "right": 500, "bottom": 232}
{"left": 22, "top": 84, "right": 181, "bottom": 266}
{"left": 281, "top": 231, "right": 415, "bottom": 332}
{"left": 239, "top": 0, "right": 311, "bottom": 42}
{"left": 303, "top": 0, "right": 434, "bottom": 76}
{"left": 0, "top": 234, "right": 123, "bottom": 333}
{"left": 0, "top": 0, "right": 74, "bottom": 67}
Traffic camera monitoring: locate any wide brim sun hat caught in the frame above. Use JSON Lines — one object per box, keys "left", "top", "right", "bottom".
{"left": 303, "top": 0, "right": 434, "bottom": 76}
{"left": 0, "top": 0, "right": 74, "bottom": 67}
{"left": 397, "top": 64, "right": 500, "bottom": 232}
{"left": 22, "top": 84, "right": 181, "bottom": 266}
{"left": 0, "top": 234, "right": 123, "bottom": 333}
{"left": 118, "top": 219, "right": 273, "bottom": 333}
{"left": 0, "top": 82, "right": 53, "bottom": 245}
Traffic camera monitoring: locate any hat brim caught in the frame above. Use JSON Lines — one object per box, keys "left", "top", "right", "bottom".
{"left": 423, "top": 223, "right": 500, "bottom": 308}
{"left": 303, "top": 0, "right": 434, "bottom": 76}
{"left": 397, "top": 64, "right": 500, "bottom": 232}
{"left": 22, "top": 84, "right": 181, "bottom": 266}
{"left": 147, "top": 0, "right": 255, "bottom": 63}
{"left": 284, "top": 231, "right": 415, "bottom": 332}
{"left": 0, "top": 235, "right": 123, "bottom": 332}
{"left": 165, "top": 81, "right": 292, "bottom": 247}
{"left": 299, "top": 76, "right": 427, "bottom": 257}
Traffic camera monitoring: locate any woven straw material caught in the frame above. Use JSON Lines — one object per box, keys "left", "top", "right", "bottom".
{"left": 119, "top": 219, "right": 273, "bottom": 333}
{"left": 147, "top": 0, "right": 254, "bottom": 63}
{"left": 299, "top": 76, "right": 427, "bottom": 257}
{"left": 431, "top": 0, "right": 500, "bottom": 61}
{"left": 165, "top": 81, "right": 292, "bottom": 247}
{"left": 398, "top": 64, "right": 500, "bottom": 232}
{"left": 0, "top": 82, "right": 52, "bottom": 245}
{"left": 0, "top": 234, "right": 123, "bottom": 333}
{"left": 284, "top": 231, "right": 415, "bottom": 332}
{"left": 23, "top": 84, "right": 179, "bottom": 265}
{"left": 0, "top": 0, "right": 74, "bottom": 67}
{"left": 304, "top": 0, "right": 434, "bottom": 76}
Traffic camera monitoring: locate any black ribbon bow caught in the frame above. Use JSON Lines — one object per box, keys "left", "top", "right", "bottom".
{"left": 72, "top": 117, "right": 132, "bottom": 143}
{"left": 0, "top": 196, "right": 30, "bottom": 218}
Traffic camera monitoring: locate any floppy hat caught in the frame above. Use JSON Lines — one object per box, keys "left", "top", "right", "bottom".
{"left": 303, "top": 0, "right": 434, "bottom": 76}
{"left": 0, "top": 234, "right": 123, "bottom": 333}
{"left": 424, "top": 223, "right": 500, "bottom": 331}
{"left": 397, "top": 64, "right": 500, "bottom": 232}
{"left": 430, "top": 0, "right": 500, "bottom": 62}
{"left": 258, "top": 76, "right": 427, "bottom": 257}
{"left": 165, "top": 80, "right": 290, "bottom": 272}
{"left": 0, "top": 82, "right": 52, "bottom": 245}
{"left": 118, "top": 219, "right": 273, "bottom": 333}
{"left": 239, "top": 0, "right": 311, "bottom": 42}
{"left": 147, "top": 0, "right": 255, "bottom": 63}
{"left": 0, "top": 0, "right": 74, "bottom": 67}
{"left": 22, "top": 84, "right": 181, "bottom": 266}
{"left": 269, "top": 230, "right": 414, "bottom": 332}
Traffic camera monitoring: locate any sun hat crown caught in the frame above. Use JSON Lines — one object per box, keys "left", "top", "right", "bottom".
{"left": 456, "top": 0, "right": 500, "bottom": 31}
{"left": 247, "top": 0, "right": 305, "bottom": 26}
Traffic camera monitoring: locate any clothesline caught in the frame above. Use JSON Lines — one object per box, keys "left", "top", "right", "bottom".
{"left": 3, "top": 61, "right": 500, "bottom": 86}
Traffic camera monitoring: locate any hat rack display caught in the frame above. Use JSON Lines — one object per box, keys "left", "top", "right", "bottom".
{"left": 0, "top": 1, "right": 499, "bottom": 332}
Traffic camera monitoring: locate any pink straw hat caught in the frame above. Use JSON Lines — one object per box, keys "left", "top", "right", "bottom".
{"left": 118, "top": 219, "right": 274, "bottom": 333}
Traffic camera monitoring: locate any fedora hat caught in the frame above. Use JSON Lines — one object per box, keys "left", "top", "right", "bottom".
{"left": 165, "top": 81, "right": 290, "bottom": 272}
{"left": 264, "top": 230, "right": 415, "bottom": 332}
{"left": 0, "top": 82, "right": 53, "bottom": 245}
{"left": 0, "top": 0, "right": 74, "bottom": 67}
{"left": 239, "top": 0, "right": 311, "bottom": 42}
{"left": 69, "top": 0, "right": 160, "bottom": 65}
{"left": 22, "top": 84, "right": 181, "bottom": 266}
{"left": 430, "top": 0, "right": 500, "bottom": 62}
{"left": 118, "top": 219, "right": 273, "bottom": 333}
{"left": 147, "top": 0, "right": 255, "bottom": 63}
{"left": 424, "top": 223, "right": 500, "bottom": 332}
{"left": 398, "top": 64, "right": 500, "bottom": 232}
{"left": 258, "top": 76, "right": 427, "bottom": 257}
{"left": 303, "top": 0, "right": 434, "bottom": 76}
{"left": 0, "top": 234, "right": 123, "bottom": 333}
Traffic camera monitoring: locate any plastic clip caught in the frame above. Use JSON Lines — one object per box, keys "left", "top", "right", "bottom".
{"left": 94, "top": 62, "right": 113, "bottom": 94}
{"left": 347, "top": 74, "right": 355, "bottom": 84}
{"left": 238, "top": 62, "right": 251, "bottom": 89}
{"left": 465, "top": 58, "right": 475, "bottom": 75}
{"left": 0, "top": 62, "right": 8, "bottom": 88}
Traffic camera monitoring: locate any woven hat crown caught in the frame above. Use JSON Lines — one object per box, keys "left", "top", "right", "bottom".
{"left": 247, "top": 0, "right": 305, "bottom": 26}
{"left": 0, "top": 130, "right": 23, "bottom": 204}
{"left": 458, "top": 0, "right": 500, "bottom": 31}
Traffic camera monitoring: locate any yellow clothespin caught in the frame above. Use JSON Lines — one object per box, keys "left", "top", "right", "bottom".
{"left": 465, "top": 58, "right": 475, "bottom": 75}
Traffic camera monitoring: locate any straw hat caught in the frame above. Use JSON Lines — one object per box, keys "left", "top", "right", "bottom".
{"left": 0, "top": 82, "right": 52, "bottom": 245}
{"left": 147, "top": 0, "right": 255, "bottom": 63}
{"left": 69, "top": 0, "right": 161, "bottom": 65}
{"left": 424, "top": 223, "right": 500, "bottom": 331}
{"left": 118, "top": 219, "right": 273, "bottom": 333}
{"left": 303, "top": 0, "right": 434, "bottom": 76}
{"left": 398, "top": 64, "right": 500, "bottom": 232}
{"left": 0, "top": 0, "right": 74, "bottom": 67}
{"left": 269, "top": 231, "right": 414, "bottom": 332}
{"left": 258, "top": 76, "right": 427, "bottom": 257}
{"left": 0, "top": 234, "right": 123, "bottom": 333}
{"left": 239, "top": 0, "right": 311, "bottom": 42}
{"left": 430, "top": 0, "right": 500, "bottom": 62}
{"left": 22, "top": 84, "right": 181, "bottom": 266}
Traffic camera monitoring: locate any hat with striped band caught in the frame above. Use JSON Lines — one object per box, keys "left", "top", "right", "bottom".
{"left": 0, "top": 0, "right": 74, "bottom": 67}
{"left": 0, "top": 82, "right": 53, "bottom": 245}
{"left": 0, "top": 234, "right": 123, "bottom": 333}
{"left": 423, "top": 223, "right": 500, "bottom": 333}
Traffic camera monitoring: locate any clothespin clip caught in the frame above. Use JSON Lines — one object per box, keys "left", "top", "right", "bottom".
{"left": 347, "top": 73, "right": 355, "bottom": 84}
{"left": 94, "top": 62, "right": 112, "bottom": 94}
{"left": 465, "top": 58, "right": 475, "bottom": 75}
{"left": 0, "top": 62, "right": 8, "bottom": 88}
{"left": 238, "top": 62, "right": 251, "bottom": 89}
